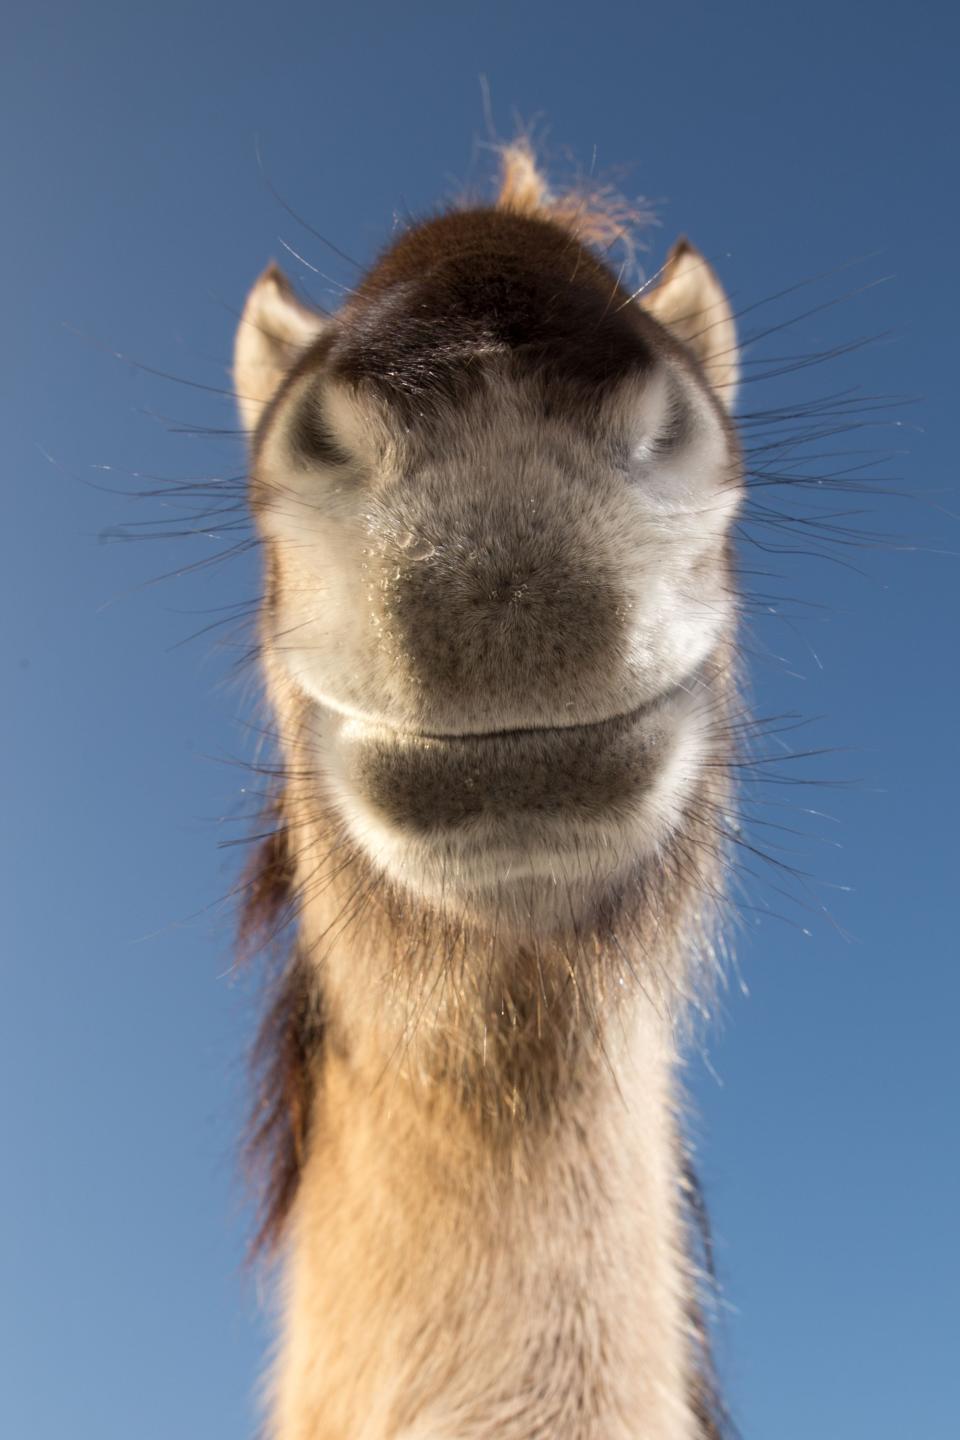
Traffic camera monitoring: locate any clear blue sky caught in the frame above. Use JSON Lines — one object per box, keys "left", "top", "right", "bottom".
{"left": 3, "top": 2, "right": 957, "bottom": 1435}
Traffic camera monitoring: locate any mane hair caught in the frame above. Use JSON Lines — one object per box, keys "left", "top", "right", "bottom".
{"left": 239, "top": 815, "right": 321, "bottom": 1257}
{"left": 494, "top": 138, "right": 655, "bottom": 267}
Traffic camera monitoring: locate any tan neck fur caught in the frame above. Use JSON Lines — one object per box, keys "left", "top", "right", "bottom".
{"left": 273, "top": 957, "right": 696, "bottom": 1440}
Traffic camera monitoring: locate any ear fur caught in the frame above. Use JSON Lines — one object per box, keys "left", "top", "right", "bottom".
{"left": 233, "top": 264, "right": 327, "bottom": 433}
{"left": 641, "top": 240, "right": 738, "bottom": 410}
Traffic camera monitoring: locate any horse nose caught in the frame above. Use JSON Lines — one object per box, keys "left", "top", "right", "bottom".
{"left": 381, "top": 529, "right": 626, "bottom": 726}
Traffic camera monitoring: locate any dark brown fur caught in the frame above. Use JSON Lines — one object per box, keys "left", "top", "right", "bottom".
{"left": 240, "top": 822, "right": 323, "bottom": 1256}
{"left": 330, "top": 208, "right": 656, "bottom": 408}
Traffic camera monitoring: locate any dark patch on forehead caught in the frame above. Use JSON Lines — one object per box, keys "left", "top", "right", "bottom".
{"left": 328, "top": 209, "right": 658, "bottom": 415}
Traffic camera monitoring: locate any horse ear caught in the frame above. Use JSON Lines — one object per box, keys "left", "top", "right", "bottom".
{"left": 641, "top": 239, "right": 738, "bottom": 410}
{"left": 233, "top": 264, "right": 327, "bottom": 433}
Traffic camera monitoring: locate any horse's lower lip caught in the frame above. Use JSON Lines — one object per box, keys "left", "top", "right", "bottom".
{"left": 338, "top": 706, "right": 671, "bottom": 838}
{"left": 318, "top": 680, "right": 709, "bottom": 914}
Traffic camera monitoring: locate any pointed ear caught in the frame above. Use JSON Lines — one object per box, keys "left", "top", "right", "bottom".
{"left": 641, "top": 240, "right": 738, "bottom": 410}
{"left": 233, "top": 264, "right": 327, "bottom": 433}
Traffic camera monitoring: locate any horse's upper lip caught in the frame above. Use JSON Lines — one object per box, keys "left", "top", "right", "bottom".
{"left": 406, "top": 681, "right": 687, "bottom": 745}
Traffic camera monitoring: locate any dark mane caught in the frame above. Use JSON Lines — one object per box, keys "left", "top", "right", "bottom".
{"left": 682, "top": 1159, "right": 738, "bottom": 1440}
{"left": 239, "top": 817, "right": 323, "bottom": 1257}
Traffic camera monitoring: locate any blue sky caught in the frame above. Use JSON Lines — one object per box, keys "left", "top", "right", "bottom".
{"left": 3, "top": 2, "right": 958, "bottom": 1436}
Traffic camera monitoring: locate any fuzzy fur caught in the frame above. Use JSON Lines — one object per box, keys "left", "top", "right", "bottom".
{"left": 234, "top": 145, "right": 741, "bottom": 1439}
